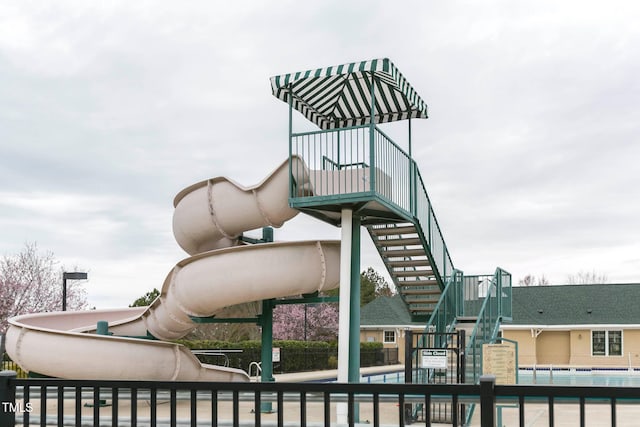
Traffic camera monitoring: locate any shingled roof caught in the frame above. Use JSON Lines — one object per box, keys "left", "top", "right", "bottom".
{"left": 361, "top": 284, "right": 640, "bottom": 329}
{"left": 510, "top": 283, "right": 640, "bottom": 326}
{"left": 360, "top": 295, "right": 425, "bottom": 327}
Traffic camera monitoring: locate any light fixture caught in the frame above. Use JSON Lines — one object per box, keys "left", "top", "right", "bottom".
{"left": 62, "top": 271, "right": 88, "bottom": 311}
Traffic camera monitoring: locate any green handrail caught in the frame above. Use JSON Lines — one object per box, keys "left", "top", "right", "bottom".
{"left": 289, "top": 125, "right": 456, "bottom": 289}
{"left": 424, "top": 269, "right": 464, "bottom": 336}
{"left": 463, "top": 267, "right": 512, "bottom": 384}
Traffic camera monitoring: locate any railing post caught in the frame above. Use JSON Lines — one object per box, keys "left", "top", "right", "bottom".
{"left": 480, "top": 374, "right": 496, "bottom": 427}
{"left": 288, "top": 86, "right": 294, "bottom": 199}
{"left": 404, "top": 330, "right": 413, "bottom": 384}
{"left": 369, "top": 78, "right": 376, "bottom": 192}
{"left": 1, "top": 371, "right": 17, "bottom": 427}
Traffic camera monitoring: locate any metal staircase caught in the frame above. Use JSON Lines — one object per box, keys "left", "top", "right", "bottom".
{"left": 367, "top": 222, "right": 441, "bottom": 322}
{"left": 271, "top": 57, "right": 511, "bottom": 338}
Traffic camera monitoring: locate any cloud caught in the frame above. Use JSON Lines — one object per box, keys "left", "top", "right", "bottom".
{"left": 1, "top": 1, "right": 639, "bottom": 310}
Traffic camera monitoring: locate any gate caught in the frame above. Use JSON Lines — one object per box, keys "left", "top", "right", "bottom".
{"left": 404, "top": 330, "right": 466, "bottom": 425}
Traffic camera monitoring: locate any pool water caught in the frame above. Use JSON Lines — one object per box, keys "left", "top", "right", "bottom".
{"left": 518, "top": 369, "right": 640, "bottom": 387}
{"left": 361, "top": 370, "right": 640, "bottom": 387}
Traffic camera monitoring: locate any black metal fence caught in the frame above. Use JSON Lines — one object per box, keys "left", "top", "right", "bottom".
{"left": 2, "top": 372, "right": 640, "bottom": 427}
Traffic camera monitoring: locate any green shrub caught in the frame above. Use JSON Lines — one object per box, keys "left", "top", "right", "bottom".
{"left": 176, "top": 339, "right": 387, "bottom": 373}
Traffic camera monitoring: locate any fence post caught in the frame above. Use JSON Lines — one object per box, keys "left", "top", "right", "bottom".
{"left": 404, "top": 330, "right": 413, "bottom": 383}
{"left": 480, "top": 374, "right": 496, "bottom": 427}
{"left": 1, "top": 370, "right": 17, "bottom": 427}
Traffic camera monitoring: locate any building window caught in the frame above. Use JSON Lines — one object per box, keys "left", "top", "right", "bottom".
{"left": 592, "top": 330, "right": 622, "bottom": 356}
{"left": 383, "top": 330, "right": 396, "bottom": 344}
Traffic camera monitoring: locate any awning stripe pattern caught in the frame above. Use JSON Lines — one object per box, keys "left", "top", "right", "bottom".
{"left": 270, "top": 58, "right": 428, "bottom": 130}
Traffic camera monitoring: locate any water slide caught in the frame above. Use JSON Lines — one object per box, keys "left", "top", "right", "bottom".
{"left": 5, "top": 157, "right": 340, "bottom": 382}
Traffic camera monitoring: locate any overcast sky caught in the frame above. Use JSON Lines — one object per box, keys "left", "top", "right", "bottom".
{"left": 1, "top": 1, "right": 639, "bottom": 309}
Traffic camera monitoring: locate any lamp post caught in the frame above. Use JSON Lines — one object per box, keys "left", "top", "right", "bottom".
{"left": 62, "top": 272, "right": 88, "bottom": 311}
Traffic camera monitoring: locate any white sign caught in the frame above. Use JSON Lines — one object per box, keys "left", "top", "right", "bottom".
{"left": 420, "top": 349, "right": 448, "bottom": 369}
{"left": 272, "top": 347, "right": 281, "bottom": 363}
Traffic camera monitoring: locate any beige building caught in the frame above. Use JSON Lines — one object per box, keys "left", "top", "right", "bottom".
{"left": 501, "top": 283, "right": 640, "bottom": 368}
{"left": 361, "top": 283, "right": 640, "bottom": 370}
{"left": 359, "top": 295, "right": 425, "bottom": 363}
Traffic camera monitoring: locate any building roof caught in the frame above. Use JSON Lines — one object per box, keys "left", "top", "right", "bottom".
{"left": 360, "top": 283, "right": 640, "bottom": 329}
{"left": 509, "top": 283, "right": 640, "bottom": 326}
{"left": 270, "top": 58, "right": 428, "bottom": 130}
{"left": 360, "top": 294, "right": 425, "bottom": 327}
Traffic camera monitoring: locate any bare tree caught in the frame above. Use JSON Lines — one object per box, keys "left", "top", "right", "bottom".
{"left": 0, "top": 243, "right": 88, "bottom": 332}
{"left": 518, "top": 274, "right": 550, "bottom": 286}
{"left": 566, "top": 270, "right": 608, "bottom": 285}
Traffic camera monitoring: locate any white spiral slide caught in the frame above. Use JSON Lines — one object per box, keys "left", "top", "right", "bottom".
{"left": 5, "top": 157, "right": 340, "bottom": 382}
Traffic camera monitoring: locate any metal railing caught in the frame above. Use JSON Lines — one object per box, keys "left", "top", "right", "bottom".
{"left": 464, "top": 268, "right": 513, "bottom": 385}
{"left": 424, "top": 269, "right": 464, "bottom": 338}
{"left": 289, "top": 125, "right": 454, "bottom": 286}
{"left": 3, "top": 372, "right": 640, "bottom": 427}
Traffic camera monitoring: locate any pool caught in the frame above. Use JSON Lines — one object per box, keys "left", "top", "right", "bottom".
{"left": 518, "top": 368, "right": 640, "bottom": 387}
{"left": 361, "top": 369, "right": 640, "bottom": 387}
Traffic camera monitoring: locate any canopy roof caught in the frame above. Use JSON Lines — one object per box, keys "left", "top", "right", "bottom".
{"left": 270, "top": 58, "right": 428, "bottom": 130}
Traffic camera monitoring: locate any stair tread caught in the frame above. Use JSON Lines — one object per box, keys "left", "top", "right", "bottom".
{"left": 369, "top": 224, "right": 416, "bottom": 236}
{"left": 388, "top": 259, "right": 432, "bottom": 268}
{"left": 398, "top": 279, "right": 439, "bottom": 285}
{"left": 400, "top": 289, "right": 440, "bottom": 296}
{"left": 376, "top": 237, "right": 421, "bottom": 246}
{"left": 383, "top": 248, "right": 427, "bottom": 257}
{"left": 393, "top": 270, "right": 434, "bottom": 277}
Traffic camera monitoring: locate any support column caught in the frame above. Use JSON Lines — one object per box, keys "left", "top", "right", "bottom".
{"left": 337, "top": 208, "right": 353, "bottom": 384}
{"left": 259, "top": 226, "right": 275, "bottom": 413}
{"left": 348, "top": 215, "right": 361, "bottom": 383}
{"left": 259, "top": 299, "right": 275, "bottom": 413}
{"left": 337, "top": 208, "right": 361, "bottom": 424}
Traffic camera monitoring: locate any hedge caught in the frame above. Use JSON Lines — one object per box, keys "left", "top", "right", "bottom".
{"left": 176, "top": 339, "right": 386, "bottom": 373}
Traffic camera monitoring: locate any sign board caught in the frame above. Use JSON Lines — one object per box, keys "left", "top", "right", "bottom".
{"left": 482, "top": 343, "right": 516, "bottom": 384}
{"left": 419, "top": 349, "right": 448, "bottom": 369}
{"left": 272, "top": 347, "right": 281, "bottom": 363}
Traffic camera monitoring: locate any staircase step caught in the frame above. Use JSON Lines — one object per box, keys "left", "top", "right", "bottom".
{"left": 398, "top": 279, "right": 439, "bottom": 286}
{"left": 405, "top": 296, "right": 441, "bottom": 304}
{"left": 393, "top": 270, "right": 433, "bottom": 278}
{"left": 410, "top": 307, "right": 437, "bottom": 314}
{"left": 388, "top": 259, "right": 431, "bottom": 268}
{"left": 370, "top": 225, "right": 417, "bottom": 236}
{"left": 383, "top": 248, "right": 427, "bottom": 257}
{"left": 399, "top": 287, "right": 441, "bottom": 295}
{"left": 376, "top": 237, "right": 421, "bottom": 247}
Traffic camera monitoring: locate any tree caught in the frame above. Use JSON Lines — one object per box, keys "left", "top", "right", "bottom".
{"left": 360, "top": 267, "right": 394, "bottom": 306}
{"left": 566, "top": 270, "right": 608, "bottom": 285}
{"left": 518, "top": 274, "right": 550, "bottom": 286}
{"left": 273, "top": 303, "right": 339, "bottom": 341}
{"left": 325, "top": 267, "right": 395, "bottom": 306}
{"left": 0, "top": 242, "right": 88, "bottom": 332}
{"left": 130, "top": 288, "right": 160, "bottom": 307}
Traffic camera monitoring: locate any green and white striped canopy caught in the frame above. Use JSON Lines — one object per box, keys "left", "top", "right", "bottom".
{"left": 270, "top": 58, "right": 428, "bottom": 130}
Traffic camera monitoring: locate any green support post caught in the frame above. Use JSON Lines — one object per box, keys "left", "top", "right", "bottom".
{"left": 96, "top": 321, "right": 110, "bottom": 335}
{"left": 348, "top": 214, "right": 362, "bottom": 423}
{"left": 259, "top": 226, "right": 275, "bottom": 413}
{"left": 260, "top": 299, "right": 275, "bottom": 383}
{"left": 348, "top": 215, "right": 361, "bottom": 383}
{"left": 259, "top": 299, "right": 275, "bottom": 413}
